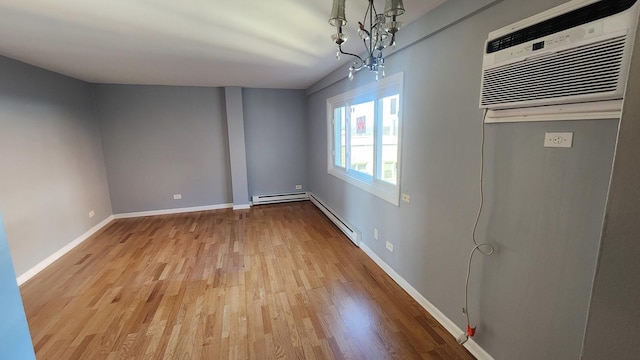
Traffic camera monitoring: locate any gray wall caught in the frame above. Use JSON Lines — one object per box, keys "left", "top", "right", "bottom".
{"left": 0, "top": 56, "right": 112, "bottom": 276}
{"left": 95, "top": 85, "right": 232, "bottom": 214}
{"left": 224, "top": 87, "right": 250, "bottom": 207}
{"left": 243, "top": 88, "right": 308, "bottom": 197}
{"left": 478, "top": 120, "right": 615, "bottom": 359}
{"left": 306, "top": 0, "right": 616, "bottom": 359}
{"left": 581, "top": 18, "right": 640, "bottom": 360}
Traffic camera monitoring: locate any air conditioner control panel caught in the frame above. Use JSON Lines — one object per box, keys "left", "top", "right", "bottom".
{"left": 491, "top": 20, "right": 604, "bottom": 65}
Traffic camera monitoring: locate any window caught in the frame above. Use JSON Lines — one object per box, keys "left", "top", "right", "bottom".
{"left": 326, "top": 73, "right": 403, "bottom": 205}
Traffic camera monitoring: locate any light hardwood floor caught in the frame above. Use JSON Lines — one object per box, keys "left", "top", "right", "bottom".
{"left": 20, "top": 201, "right": 474, "bottom": 359}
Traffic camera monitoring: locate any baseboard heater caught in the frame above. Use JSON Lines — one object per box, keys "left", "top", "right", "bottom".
{"left": 251, "top": 192, "right": 309, "bottom": 205}
{"left": 309, "top": 193, "right": 361, "bottom": 247}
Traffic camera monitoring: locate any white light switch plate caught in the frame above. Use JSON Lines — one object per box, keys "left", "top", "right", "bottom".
{"left": 544, "top": 132, "right": 573, "bottom": 148}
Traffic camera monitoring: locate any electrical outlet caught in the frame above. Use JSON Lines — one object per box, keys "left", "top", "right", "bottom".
{"left": 374, "top": 228, "right": 379, "bottom": 240}
{"left": 173, "top": 194, "right": 182, "bottom": 200}
{"left": 386, "top": 241, "right": 394, "bottom": 252}
{"left": 544, "top": 132, "right": 573, "bottom": 148}
{"left": 89, "top": 210, "right": 95, "bottom": 218}
{"left": 295, "top": 185, "right": 303, "bottom": 190}
{"left": 401, "top": 193, "right": 411, "bottom": 203}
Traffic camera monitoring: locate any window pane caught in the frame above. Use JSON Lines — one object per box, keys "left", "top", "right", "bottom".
{"left": 380, "top": 94, "right": 399, "bottom": 184}
{"left": 333, "top": 107, "right": 346, "bottom": 168}
{"left": 350, "top": 101, "right": 375, "bottom": 176}
{"left": 325, "top": 72, "right": 403, "bottom": 206}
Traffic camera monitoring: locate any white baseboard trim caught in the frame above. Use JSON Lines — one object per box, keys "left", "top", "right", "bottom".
{"left": 113, "top": 203, "right": 233, "bottom": 219}
{"left": 233, "top": 204, "right": 251, "bottom": 210}
{"left": 17, "top": 215, "right": 115, "bottom": 285}
{"left": 359, "top": 242, "right": 494, "bottom": 360}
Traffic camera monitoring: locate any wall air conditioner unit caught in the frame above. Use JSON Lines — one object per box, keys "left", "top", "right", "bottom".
{"left": 480, "top": 0, "right": 640, "bottom": 123}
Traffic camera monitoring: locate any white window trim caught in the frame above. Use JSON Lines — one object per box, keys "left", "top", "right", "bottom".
{"left": 326, "top": 72, "right": 403, "bottom": 206}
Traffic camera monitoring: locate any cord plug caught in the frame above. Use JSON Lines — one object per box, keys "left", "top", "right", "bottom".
{"left": 467, "top": 324, "right": 476, "bottom": 337}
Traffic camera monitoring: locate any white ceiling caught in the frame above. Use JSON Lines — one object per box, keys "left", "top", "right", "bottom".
{"left": 0, "top": 0, "right": 447, "bottom": 89}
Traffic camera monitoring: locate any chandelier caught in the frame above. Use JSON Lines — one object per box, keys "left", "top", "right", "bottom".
{"left": 329, "top": 0, "right": 405, "bottom": 80}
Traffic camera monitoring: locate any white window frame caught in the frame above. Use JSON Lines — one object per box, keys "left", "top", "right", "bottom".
{"left": 326, "top": 72, "right": 403, "bottom": 206}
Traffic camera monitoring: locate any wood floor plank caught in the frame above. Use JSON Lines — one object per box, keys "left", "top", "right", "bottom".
{"left": 20, "top": 202, "right": 475, "bottom": 359}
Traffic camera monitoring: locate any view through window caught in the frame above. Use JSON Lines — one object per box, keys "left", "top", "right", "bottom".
{"left": 327, "top": 73, "right": 403, "bottom": 205}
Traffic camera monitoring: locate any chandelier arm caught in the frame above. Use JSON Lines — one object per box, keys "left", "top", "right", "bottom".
{"left": 362, "top": 0, "right": 373, "bottom": 28}
{"left": 369, "top": 0, "right": 375, "bottom": 57}
{"left": 357, "top": 0, "right": 374, "bottom": 57}
{"left": 362, "top": 38, "right": 372, "bottom": 57}
{"left": 338, "top": 45, "right": 365, "bottom": 64}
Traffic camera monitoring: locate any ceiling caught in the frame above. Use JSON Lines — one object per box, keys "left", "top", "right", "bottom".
{"left": 0, "top": 0, "right": 447, "bottom": 89}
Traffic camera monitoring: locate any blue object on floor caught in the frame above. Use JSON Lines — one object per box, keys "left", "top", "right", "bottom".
{"left": 0, "top": 212, "right": 35, "bottom": 359}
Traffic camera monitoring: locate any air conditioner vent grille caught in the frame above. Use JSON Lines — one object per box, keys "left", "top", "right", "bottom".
{"left": 481, "top": 36, "right": 626, "bottom": 107}
{"left": 486, "top": 0, "right": 637, "bottom": 53}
